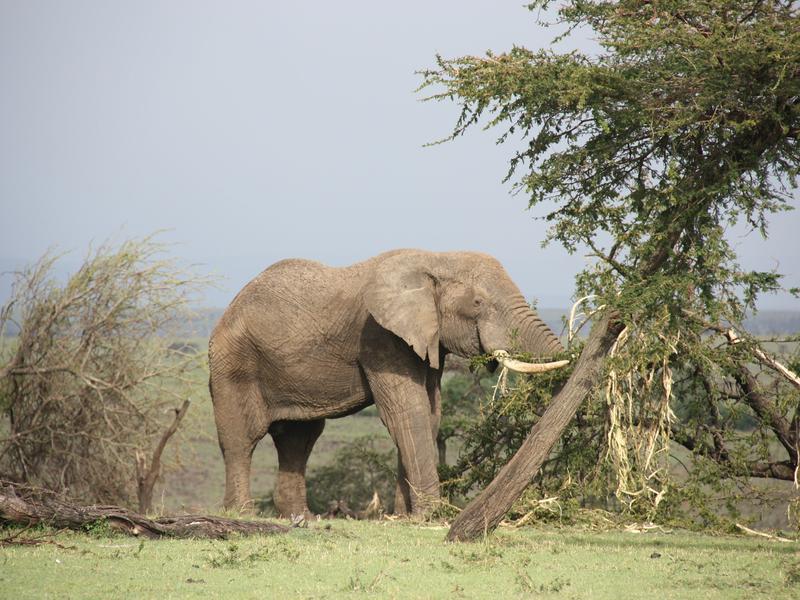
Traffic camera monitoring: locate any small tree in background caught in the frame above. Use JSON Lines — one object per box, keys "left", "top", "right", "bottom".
{"left": 421, "top": 0, "right": 800, "bottom": 540}
{"left": 0, "top": 237, "right": 208, "bottom": 506}
{"left": 305, "top": 437, "right": 396, "bottom": 515}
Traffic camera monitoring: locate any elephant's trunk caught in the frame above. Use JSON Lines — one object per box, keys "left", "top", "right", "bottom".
{"left": 492, "top": 296, "right": 568, "bottom": 373}
{"left": 514, "top": 304, "right": 563, "bottom": 357}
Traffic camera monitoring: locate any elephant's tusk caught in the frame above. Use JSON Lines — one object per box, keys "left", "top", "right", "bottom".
{"left": 492, "top": 350, "right": 570, "bottom": 374}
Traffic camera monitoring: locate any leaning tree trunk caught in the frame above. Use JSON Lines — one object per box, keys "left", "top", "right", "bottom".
{"left": 447, "top": 313, "right": 624, "bottom": 542}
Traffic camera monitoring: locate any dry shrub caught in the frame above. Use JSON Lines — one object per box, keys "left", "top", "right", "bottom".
{"left": 0, "top": 237, "right": 208, "bottom": 504}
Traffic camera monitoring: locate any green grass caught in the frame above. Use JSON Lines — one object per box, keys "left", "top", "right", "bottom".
{"left": 2, "top": 521, "right": 799, "bottom": 599}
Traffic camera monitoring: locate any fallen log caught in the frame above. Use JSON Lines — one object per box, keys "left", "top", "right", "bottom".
{"left": 0, "top": 481, "right": 288, "bottom": 539}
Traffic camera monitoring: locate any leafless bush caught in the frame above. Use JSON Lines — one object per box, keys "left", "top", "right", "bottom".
{"left": 0, "top": 237, "right": 208, "bottom": 505}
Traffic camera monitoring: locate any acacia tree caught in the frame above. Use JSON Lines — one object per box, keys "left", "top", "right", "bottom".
{"left": 420, "top": 0, "right": 800, "bottom": 540}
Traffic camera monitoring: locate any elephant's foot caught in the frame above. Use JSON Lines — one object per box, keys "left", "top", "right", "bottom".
{"left": 409, "top": 487, "right": 441, "bottom": 518}
{"left": 221, "top": 454, "right": 257, "bottom": 514}
{"left": 224, "top": 496, "right": 256, "bottom": 515}
{"left": 392, "top": 478, "right": 440, "bottom": 518}
{"left": 274, "top": 498, "right": 313, "bottom": 520}
{"left": 274, "top": 470, "right": 312, "bottom": 519}
{"left": 392, "top": 501, "right": 409, "bottom": 517}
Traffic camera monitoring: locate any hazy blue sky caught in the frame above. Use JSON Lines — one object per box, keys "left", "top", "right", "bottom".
{"left": 1, "top": 1, "right": 798, "bottom": 309}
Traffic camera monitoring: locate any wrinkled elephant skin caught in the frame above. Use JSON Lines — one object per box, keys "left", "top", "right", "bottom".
{"left": 209, "top": 249, "right": 564, "bottom": 517}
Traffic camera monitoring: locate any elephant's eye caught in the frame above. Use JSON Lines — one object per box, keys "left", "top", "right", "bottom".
{"left": 473, "top": 297, "right": 484, "bottom": 307}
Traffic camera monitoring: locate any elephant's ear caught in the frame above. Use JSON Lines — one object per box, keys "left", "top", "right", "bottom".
{"left": 365, "top": 262, "right": 440, "bottom": 369}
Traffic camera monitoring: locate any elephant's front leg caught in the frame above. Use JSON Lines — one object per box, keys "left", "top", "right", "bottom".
{"left": 375, "top": 387, "right": 440, "bottom": 514}
{"left": 394, "top": 365, "right": 443, "bottom": 515}
{"left": 361, "top": 340, "right": 440, "bottom": 515}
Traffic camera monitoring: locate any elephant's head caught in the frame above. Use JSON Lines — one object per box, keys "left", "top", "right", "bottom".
{"left": 365, "top": 250, "right": 566, "bottom": 371}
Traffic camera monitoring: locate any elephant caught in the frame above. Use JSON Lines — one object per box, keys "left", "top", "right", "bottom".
{"left": 208, "top": 249, "right": 567, "bottom": 517}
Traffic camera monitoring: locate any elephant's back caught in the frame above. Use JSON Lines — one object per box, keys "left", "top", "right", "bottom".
{"left": 212, "top": 258, "right": 364, "bottom": 357}
{"left": 232, "top": 258, "right": 352, "bottom": 311}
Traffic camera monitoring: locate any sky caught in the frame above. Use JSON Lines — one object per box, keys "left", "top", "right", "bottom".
{"left": 1, "top": 1, "right": 798, "bottom": 309}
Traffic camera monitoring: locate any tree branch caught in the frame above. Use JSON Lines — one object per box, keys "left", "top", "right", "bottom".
{"left": 731, "top": 365, "right": 798, "bottom": 464}
{"left": 135, "top": 399, "right": 191, "bottom": 514}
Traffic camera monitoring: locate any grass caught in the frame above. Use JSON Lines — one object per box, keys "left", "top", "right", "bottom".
{"left": 2, "top": 520, "right": 799, "bottom": 599}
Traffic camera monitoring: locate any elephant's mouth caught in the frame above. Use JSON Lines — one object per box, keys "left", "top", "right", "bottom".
{"left": 485, "top": 358, "right": 500, "bottom": 374}
{"left": 475, "top": 333, "right": 499, "bottom": 372}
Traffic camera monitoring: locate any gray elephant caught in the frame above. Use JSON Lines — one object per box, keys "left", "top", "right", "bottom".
{"left": 209, "top": 249, "right": 567, "bottom": 517}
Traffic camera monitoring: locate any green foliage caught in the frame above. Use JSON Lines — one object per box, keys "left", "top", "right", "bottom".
{"left": 420, "top": 0, "right": 798, "bottom": 342}
{"left": 444, "top": 338, "right": 798, "bottom": 526}
{"left": 81, "top": 518, "right": 115, "bottom": 538}
{"left": 421, "top": 0, "right": 799, "bottom": 524}
{"left": 305, "top": 436, "right": 396, "bottom": 514}
{"left": 440, "top": 360, "right": 604, "bottom": 501}
{"left": 422, "top": 1, "right": 798, "bottom": 327}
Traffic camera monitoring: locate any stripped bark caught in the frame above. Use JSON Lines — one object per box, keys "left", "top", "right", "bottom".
{"left": 723, "top": 328, "right": 800, "bottom": 392}
{"left": 0, "top": 481, "right": 288, "bottom": 539}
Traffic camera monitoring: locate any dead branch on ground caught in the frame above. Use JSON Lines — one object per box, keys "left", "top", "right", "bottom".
{"left": 0, "top": 481, "right": 287, "bottom": 539}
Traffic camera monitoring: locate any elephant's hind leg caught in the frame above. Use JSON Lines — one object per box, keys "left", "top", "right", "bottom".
{"left": 270, "top": 419, "right": 325, "bottom": 518}
{"left": 210, "top": 375, "right": 270, "bottom": 513}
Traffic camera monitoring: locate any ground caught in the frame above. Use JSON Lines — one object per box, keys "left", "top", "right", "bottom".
{"left": 2, "top": 520, "right": 798, "bottom": 599}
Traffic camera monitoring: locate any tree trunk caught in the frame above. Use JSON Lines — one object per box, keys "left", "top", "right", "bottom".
{"left": 0, "top": 481, "right": 288, "bottom": 539}
{"left": 446, "top": 313, "right": 623, "bottom": 542}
